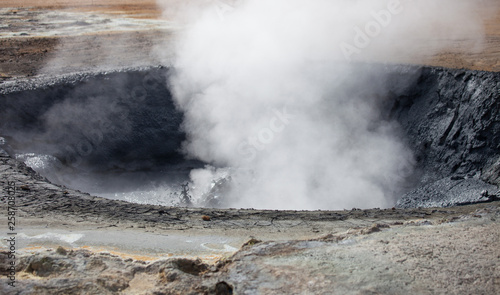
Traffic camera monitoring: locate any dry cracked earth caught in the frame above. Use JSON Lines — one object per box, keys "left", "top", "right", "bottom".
{"left": 1, "top": 1, "right": 500, "bottom": 294}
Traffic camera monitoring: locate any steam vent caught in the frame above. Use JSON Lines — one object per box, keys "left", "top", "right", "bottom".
{"left": 1, "top": 1, "right": 499, "bottom": 294}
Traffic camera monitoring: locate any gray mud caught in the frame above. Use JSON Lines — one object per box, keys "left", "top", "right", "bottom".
{"left": 1, "top": 64, "right": 499, "bottom": 208}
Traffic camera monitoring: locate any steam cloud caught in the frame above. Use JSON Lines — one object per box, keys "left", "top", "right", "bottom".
{"left": 162, "top": 0, "right": 488, "bottom": 210}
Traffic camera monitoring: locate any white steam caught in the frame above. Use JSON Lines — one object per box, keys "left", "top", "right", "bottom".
{"left": 162, "top": 0, "right": 488, "bottom": 209}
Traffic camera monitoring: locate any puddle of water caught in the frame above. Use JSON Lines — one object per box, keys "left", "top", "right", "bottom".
{"left": 0, "top": 228, "right": 243, "bottom": 263}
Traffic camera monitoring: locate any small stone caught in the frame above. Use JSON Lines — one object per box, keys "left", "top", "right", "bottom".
{"left": 242, "top": 238, "right": 262, "bottom": 247}
{"left": 202, "top": 215, "right": 211, "bottom": 221}
{"left": 361, "top": 223, "right": 390, "bottom": 235}
{"left": 215, "top": 281, "right": 234, "bottom": 295}
{"left": 56, "top": 246, "right": 67, "bottom": 255}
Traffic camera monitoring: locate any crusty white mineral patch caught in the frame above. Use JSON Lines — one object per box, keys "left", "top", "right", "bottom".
{"left": 0, "top": 8, "right": 177, "bottom": 38}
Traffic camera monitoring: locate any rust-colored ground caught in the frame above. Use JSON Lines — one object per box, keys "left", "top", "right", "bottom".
{"left": 0, "top": 0, "right": 499, "bottom": 79}
{"left": 424, "top": 1, "right": 500, "bottom": 72}
{"left": 0, "top": 0, "right": 161, "bottom": 18}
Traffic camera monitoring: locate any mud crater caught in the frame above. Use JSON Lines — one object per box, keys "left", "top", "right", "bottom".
{"left": 0, "top": 64, "right": 499, "bottom": 208}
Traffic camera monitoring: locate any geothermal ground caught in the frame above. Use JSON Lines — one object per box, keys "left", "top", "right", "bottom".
{"left": 0, "top": 0, "right": 499, "bottom": 79}
{"left": 1, "top": 1, "right": 500, "bottom": 294}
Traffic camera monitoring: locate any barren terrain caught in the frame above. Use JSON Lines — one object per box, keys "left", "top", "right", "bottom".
{"left": 0, "top": 149, "right": 499, "bottom": 294}
{"left": 0, "top": 0, "right": 499, "bottom": 80}
{"left": 0, "top": 1, "right": 499, "bottom": 294}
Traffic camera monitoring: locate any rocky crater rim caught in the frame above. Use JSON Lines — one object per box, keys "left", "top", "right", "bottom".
{"left": 0, "top": 63, "right": 499, "bottom": 209}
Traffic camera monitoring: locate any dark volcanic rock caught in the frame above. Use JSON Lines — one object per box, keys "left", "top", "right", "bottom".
{"left": 0, "top": 67, "right": 186, "bottom": 172}
{"left": 391, "top": 67, "right": 500, "bottom": 207}
{"left": 397, "top": 177, "right": 498, "bottom": 208}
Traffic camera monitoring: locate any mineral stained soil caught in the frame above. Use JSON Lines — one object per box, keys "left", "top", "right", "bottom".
{"left": 0, "top": 153, "right": 499, "bottom": 294}
{"left": 1, "top": 1, "right": 500, "bottom": 294}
